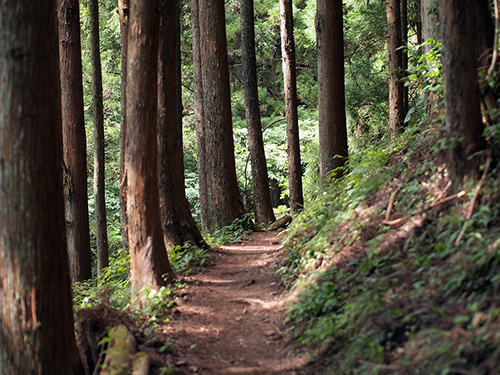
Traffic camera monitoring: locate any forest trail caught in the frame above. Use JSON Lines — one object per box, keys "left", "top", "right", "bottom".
{"left": 163, "top": 231, "right": 311, "bottom": 374}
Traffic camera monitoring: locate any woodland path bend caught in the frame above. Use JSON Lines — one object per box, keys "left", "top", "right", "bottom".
{"left": 163, "top": 230, "right": 310, "bottom": 374}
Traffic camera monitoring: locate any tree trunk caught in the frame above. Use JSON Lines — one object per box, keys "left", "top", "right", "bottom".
{"left": 387, "top": 0, "right": 405, "bottom": 135}
{"left": 126, "top": 0, "right": 175, "bottom": 296}
{"left": 473, "top": 0, "right": 498, "bottom": 125}
{"left": 240, "top": 0, "right": 276, "bottom": 224}
{"left": 280, "top": 0, "right": 304, "bottom": 214}
{"left": 474, "top": 0, "right": 495, "bottom": 66}
{"left": 158, "top": 0, "right": 208, "bottom": 249}
{"left": 0, "top": 2, "right": 84, "bottom": 373}
{"left": 118, "top": 0, "right": 129, "bottom": 250}
{"left": 401, "top": 0, "right": 409, "bottom": 116}
{"left": 190, "top": 0, "right": 209, "bottom": 230}
{"left": 58, "top": 0, "right": 92, "bottom": 282}
{"left": 440, "top": 0, "right": 486, "bottom": 186}
{"left": 420, "top": 0, "right": 439, "bottom": 53}
{"left": 316, "top": 0, "right": 348, "bottom": 182}
{"left": 89, "top": 0, "right": 109, "bottom": 276}
{"left": 198, "top": 0, "right": 245, "bottom": 230}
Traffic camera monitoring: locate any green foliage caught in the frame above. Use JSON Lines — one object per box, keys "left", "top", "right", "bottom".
{"left": 405, "top": 40, "right": 444, "bottom": 127}
{"left": 73, "top": 241, "right": 210, "bottom": 324}
{"left": 73, "top": 247, "right": 131, "bottom": 312}
{"left": 281, "top": 117, "right": 500, "bottom": 374}
{"left": 204, "top": 215, "right": 255, "bottom": 246}
{"left": 343, "top": 0, "right": 390, "bottom": 148}
{"left": 168, "top": 244, "right": 211, "bottom": 276}
{"left": 135, "top": 285, "right": 176, "bottom": 325}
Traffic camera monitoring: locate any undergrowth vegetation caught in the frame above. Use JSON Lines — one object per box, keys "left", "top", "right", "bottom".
{"left": 280, "top": 44, "right": 500, "bottom": 373}
{"left": 73, "top": 241, "right": 210, "bottom": 327}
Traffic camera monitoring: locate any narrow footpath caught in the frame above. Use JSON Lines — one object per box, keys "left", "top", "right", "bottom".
{"left": 163, "top": 231, "right": 310, "bottom": 374}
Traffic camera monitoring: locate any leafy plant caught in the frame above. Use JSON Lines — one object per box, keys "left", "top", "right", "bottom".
{"left": 73, "top": 247, "right": 131, "bottom": 312}
{"left": 204, "top": 215, "right": 254, "bottom": 246}
{"left": 168, "top": 243, "right": 211, "bottom": 275}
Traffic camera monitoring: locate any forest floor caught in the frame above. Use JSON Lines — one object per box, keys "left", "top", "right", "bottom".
{"left": 161, "top": 230, "right": 312, "bottom": 374}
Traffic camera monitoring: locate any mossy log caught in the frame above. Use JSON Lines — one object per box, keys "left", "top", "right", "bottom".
{"left": 269, "top": 215, "right": 292, "bottom": 230}
{"left": 100, "top": 325, "right": 137, "bottom": 375}
{"left": 132, "top": 352, "right": 151, "bottom": 375}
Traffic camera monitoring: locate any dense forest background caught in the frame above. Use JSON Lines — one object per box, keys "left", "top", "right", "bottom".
{"left": 80, "top": 0, "right": 397, "bottom": 245}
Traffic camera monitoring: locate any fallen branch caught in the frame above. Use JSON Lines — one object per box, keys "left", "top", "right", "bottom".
{"left": 382, "top": 190, "right": 467, "bottom": 226}
{"left": 269, "top": 215, "right": 292, "bottom": 230}
{"left": 385, "top": 188, "right": 400, "bottom": 221}
{"left": 381, "top": 215, "right": 410, "bottom": 226}
{"left": 434, "top": 180, "right": 452, "bottom": 202}
{"left": 429, "top": 190, "right": 467, "bottom": 208}
{"left": 455, "top": 154, "right": 492, "bottom": 245}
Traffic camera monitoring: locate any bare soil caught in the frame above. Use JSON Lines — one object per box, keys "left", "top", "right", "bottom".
{"left": 162, "top": 230, "right": 311, "bottom": 374}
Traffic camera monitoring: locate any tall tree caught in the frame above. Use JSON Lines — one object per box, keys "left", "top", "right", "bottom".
{"left": 240, "top": 0, "right": 276, "bottom": 224}
{"left": 158, "top": 0, "right": 207, "bottom": 248}
{"left": 58, "top": 0, "right": 92, "bottom": 282}
{"left": 125, "top": 0, "right": 175, "bottom": 296}
{"left": 420, "top": 0, "right": 439, "bottom": 53}
{"left": 316, "top": 0, "right": 348, "bottom": 181}
{"left": 387, "top": 0, "right": 405, "bottom": 135}
{"left": 190, "top": 0, "right": 209, "bottom": 229}
{"left": 89, "top": 0, "right": 109, "bottom": 275}
{"left": 440, "top": 0, "right": 486, "bottom": 186}
{"left": 0, "top": 1, "right": 84, "bottom": 373}
{"left": 197, "top": 0, "right": 245, "bottom": 230}
{"left": 280, "top": 0, "right": 304, "bottom": 214}
{"left": 473, "top": 0, "right": 497, "bottom": 123}
{"left": 473, "top": 0, "right": 495, "bottom": 69}
{"left": 118, "top": 0, "right": 129, "bottom": 249}
{"left": 401, "top": 0, "right": 409, "bottom": 116}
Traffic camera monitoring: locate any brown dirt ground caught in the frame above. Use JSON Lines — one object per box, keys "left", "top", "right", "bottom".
{"left": 161, "top": 230, "right": 312, "bottom": 375}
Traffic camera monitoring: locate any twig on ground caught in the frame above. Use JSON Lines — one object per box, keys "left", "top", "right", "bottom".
{"left": 455, "top": 153, "right": 492, "bottom": 246}
{"left": 385, "top": 188, "right": 400, "bottom": 221}
{"left": 382, "top": 190, "right": 466, "bottom": 226}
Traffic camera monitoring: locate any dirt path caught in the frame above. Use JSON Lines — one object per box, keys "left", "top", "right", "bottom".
{"left": 163, "top": 231, "right": 310, "bottom": 374}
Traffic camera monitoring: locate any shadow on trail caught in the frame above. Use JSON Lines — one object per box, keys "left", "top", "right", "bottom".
{"left": 162, "top": 231, "right": 311, "bottom": 375}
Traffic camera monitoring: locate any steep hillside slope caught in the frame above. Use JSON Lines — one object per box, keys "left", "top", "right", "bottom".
{"left": 282, "top": 123, "right": 500, "bottom": 375}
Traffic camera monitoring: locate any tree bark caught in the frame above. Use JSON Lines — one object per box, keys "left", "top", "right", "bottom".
{"left": 420, "top": 0, "right": 439, "bottom": 53}
{"left": 0, "top": 2, "right": 84, "bottom": 373}
{"left": 118, "top": 0, "right": 129, "bottom": 250}
{"left": 440, "top": 0, "right": 486, "bottom": 186}
{"left": 401, "top": 0, "right": 409, "bottom": 116}
{"left": 198, "top": 0, "right": 245, "bottom": 230}
{"left": 190, "top": 0, "right": 209, "bottom": 230}
{"left": 473, "top": 0, "right": 494, "bottom": 69}
{"left": 158, "top": 0, "right": 208, "bottom": 249}
{"left": 280, "top": 0, "right": 304, "bottom": 214}
{"left": 125, "top": 0, "right": 175, "bottom": 296}
{"left": 89, "top": 0, "right": 109, "bottom": 276}
{"left": 316, "top": 0, "right": 348, "bottom": 182}
{"left": 240, "top": 0, "right": 276, "bottom": 224}
{"left": 58, "top": 0, "right": 92, "bottom": 282}
{"left": 387, "top": 0, "right": 405, "bottom": 135}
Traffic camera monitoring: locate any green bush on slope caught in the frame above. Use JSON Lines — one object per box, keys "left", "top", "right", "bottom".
{"left": 282, "top": 122, "right": 500, "bottom": 374}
